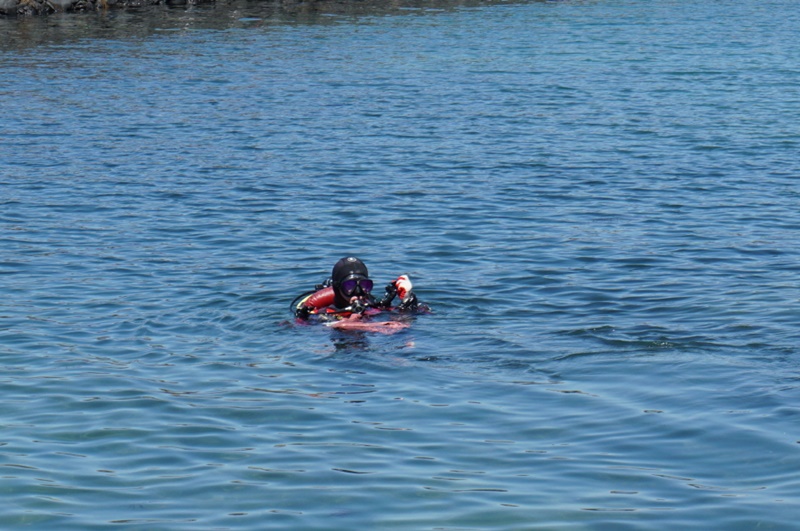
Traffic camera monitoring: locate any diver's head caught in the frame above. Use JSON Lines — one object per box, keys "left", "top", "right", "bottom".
{"left": 331, "top": 256, "right": 373, "bottom": 308}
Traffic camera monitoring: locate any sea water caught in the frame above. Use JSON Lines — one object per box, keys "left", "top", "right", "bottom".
{"left": 1, "top": 0, "right": 799, "bottom": 528}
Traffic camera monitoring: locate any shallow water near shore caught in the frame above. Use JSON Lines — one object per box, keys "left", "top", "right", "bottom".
{"left": 2, "top": 0, "right": 800, "bottom": 528}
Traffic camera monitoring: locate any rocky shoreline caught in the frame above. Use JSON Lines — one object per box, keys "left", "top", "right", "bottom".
{"left": 2, "top": 0, "right": 221, "bottom": 16}
{"left": 2, "top": 0, "right": 501, "bottom": 20}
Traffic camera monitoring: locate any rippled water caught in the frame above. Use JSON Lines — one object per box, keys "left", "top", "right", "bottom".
{"left": 2, "top": 0, "right": 800, "bottom": 528}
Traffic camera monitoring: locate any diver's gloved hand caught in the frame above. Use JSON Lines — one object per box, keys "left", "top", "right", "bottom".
{"left": 398, "top": 292, "right": 418, "bottom": 311}
{"left": 378, "top": 280, "right": 398, "bottom": 308}
{"left": 378, "top": 275, "right": 419, "bottom": 310}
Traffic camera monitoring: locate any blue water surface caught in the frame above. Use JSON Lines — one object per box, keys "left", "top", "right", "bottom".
{"left": 2, "top": 0, "right": 800, "bottom": 528}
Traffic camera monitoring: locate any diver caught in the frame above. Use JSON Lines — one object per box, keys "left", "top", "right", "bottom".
{"left": 292, "top": 256, "right": 425, "bottom": 321}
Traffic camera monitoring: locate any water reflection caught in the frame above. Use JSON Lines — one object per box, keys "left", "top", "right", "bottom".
{"left": 330, "top": 328, "right": 371, "bottom": 351}
{"left": 2, "top": 0, "right": 543, "bottom": 49}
